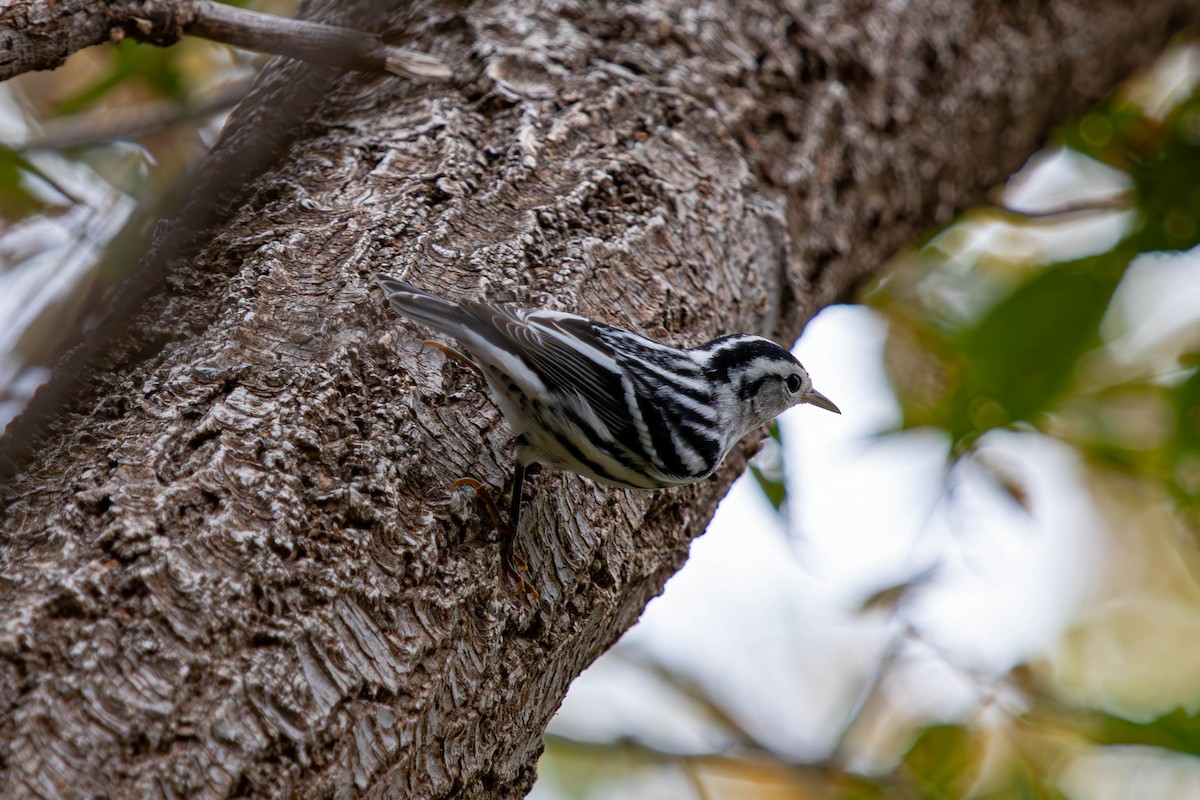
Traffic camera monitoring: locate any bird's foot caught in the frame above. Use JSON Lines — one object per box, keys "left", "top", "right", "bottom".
{"left": 451, "top": 476, "right": 538, "bottom": 602}
{"left": 422, "top": 340, "right": 484, "bottom": 378}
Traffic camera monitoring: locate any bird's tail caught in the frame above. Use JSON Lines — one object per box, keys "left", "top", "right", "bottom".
{"left": 375, "top": 274, "right": 472, "bottom": 338}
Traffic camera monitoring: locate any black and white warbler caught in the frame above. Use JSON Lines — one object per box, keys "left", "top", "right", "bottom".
{"left": 377, "top": 275, "right": 840, "bottom": 593}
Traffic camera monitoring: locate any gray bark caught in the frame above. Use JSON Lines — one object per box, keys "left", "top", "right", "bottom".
{"left": 0, "top": 1, "right": 1193, "bottom": 797}
{"left": 0, "top": 0, "right": 194, "bottom": 80}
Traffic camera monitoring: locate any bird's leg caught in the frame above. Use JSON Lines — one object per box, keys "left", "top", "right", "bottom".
{"left": 450, "top": 477, "right": 505, "bottom": 529}
{"left": 451, "top": 471, "right": 537, "bottom": 602}
{"left": 505, "top": 460, "right": 528, "bottom": 583}
{"left": 421, "top": 340, "right": 484, "bottom": 378}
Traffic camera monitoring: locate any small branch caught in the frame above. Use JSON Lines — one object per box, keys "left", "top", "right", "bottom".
{"left": 613, "top": 649, "right": 784, "bottom": 758}
{"left": 17, "top": 79, "right": 251, "bottom": 151}
{"left": 823, "top": 622, "right": 911, "bottom": 769}
{"left": 543, "top": 733, "right": 900, "bottom": 796}
{"left": 542, "top": 734, "right": 831, "bottom": 783}
{"left": 982, "top": 191, "right": 1136, "bottom": 223}
{"left": 186, "top": 1, "right": 451, "bottom": 79}
{"left": 0, "top": 0, "right": 450, "bottom": 83}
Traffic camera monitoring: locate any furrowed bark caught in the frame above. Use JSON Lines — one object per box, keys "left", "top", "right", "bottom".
{"left": 0, "top": 0, "right": 191, "bottom": 81}
{"left": 0, "top": 1, "right": 1194, "bottom": 797}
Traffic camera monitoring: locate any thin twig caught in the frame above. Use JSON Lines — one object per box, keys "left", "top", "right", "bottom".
{"left": 823, "top": 622, "right": 912, "bottom": 769}
{"left": 613, "top": 648, "right": 784, "bottom": 757}
{"left": 186, "top": 0, "right": 451, "bottom": 79}
{"left": 982, "top": 191, "right": 1135, "bottom": 223}
{"left": 17, "top": 80, "right": 252, "bottom": 151}
{"left": 543, "top": 733, "right": 829, "bottom": 781}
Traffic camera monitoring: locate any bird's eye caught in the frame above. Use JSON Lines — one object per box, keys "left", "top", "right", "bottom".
{"left": 785, "top": 374, "right": 803, "bottom": 394}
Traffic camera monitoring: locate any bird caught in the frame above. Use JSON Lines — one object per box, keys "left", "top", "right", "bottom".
{"left": 376, "top": 275, "right": 840, "bottom": 597}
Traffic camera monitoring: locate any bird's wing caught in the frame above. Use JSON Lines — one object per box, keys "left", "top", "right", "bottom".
{"left": 458, "top": 300, "right": 723, "bottom": 482}
{"left": 457, "top": 300, "right": 640, "bottom": 446}
{"left": 594, "top": 326, "right": 722, "bottom": 479}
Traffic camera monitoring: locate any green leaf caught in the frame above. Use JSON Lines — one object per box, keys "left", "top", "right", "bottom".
{"left": 901, "top": 724, "right": 979, "bottom": 797}
{"left": 1087, "top": 707, "right": 1200, "bottom": 756}
{"left": 947, "top": 250, "right": 1130, "bottom": 444}
{"left": 1168, "top": 365, "right": 1200, "bottom": 506}
{"left": 1129, "top": 89, "right": 1200, "bottom": 252}
{"left": 748, "top": 422, "right": 787, "bottom": 510}
{"left": 857, "top": 566, "right": 939, "bottom": 613}
{"left": 1058, "top": 103, "right": 1150, "bottom": 172}
{"left": 54, "top": 39, "right": 186, "bottom": 116}
{"left": 0, "top": 145, "right": 53, "bottom": 218}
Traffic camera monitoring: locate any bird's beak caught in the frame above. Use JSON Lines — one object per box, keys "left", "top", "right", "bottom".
{"left": 803, "top": 388, "right": 841, "bottom": 414}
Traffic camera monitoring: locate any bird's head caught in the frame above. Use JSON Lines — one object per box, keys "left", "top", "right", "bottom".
{"left": 699, "top": 334, "right": 840, "bottom": 435}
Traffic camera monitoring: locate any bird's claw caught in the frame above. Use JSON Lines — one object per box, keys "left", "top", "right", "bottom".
{"left": 423, "top": 340, "right": 484, "bottom": 378}
{"left": 451, "top": 476, "right": 538, "bottom": 602}
{"left": 450, "top": 476, "right": 505, "bottom": 530}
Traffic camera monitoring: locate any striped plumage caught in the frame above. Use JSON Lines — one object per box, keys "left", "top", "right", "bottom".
{"left": 377, "top": 276, "right": 839, "bottom": 504}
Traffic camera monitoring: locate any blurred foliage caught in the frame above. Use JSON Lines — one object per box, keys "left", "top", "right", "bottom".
{"left": 52, "top": 38, "right": 188, "bottom": 116}
{"left": 0, "top": 145, "right": 57, "bottom": 219}
{"left": 753, "top": 56, "right": 1200, "bottom": 518}
{"left": 878, "top": 70, "right": 1200, "bottom": 506}
{"left": 857, "top": 51, "right": 1200, "bottom": 799}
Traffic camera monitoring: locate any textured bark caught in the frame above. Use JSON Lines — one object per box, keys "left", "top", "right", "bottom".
{"left": 0, "top": 0, "right": 194, "bottom": 80}
{"left": 0, "top": 1, "right": 1194, "bottom": 798}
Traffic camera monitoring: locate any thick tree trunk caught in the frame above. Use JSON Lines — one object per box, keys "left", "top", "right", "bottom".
{"left": 0, "top": 1, "right": 1193, "bottom": 797}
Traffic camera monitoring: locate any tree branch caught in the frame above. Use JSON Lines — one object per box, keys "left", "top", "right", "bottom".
{"left": 984, "top": 191, "right": 1136, "bottom": 223}
{"left": 186, "top": 0, "right": 450, "bottom": 78}
{"left": 16, "top": 79, "right": 251, "bottom": 151}
{"left": 0, "top": 0, "right": 449, "bottom": 82}
{"left": 0, "top": 1, "right": 1195, "bottom": 798}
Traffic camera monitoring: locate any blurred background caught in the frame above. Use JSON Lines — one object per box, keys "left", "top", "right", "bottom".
{"left": 2, "top": 8, "right": 1200, "bottom": 799}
